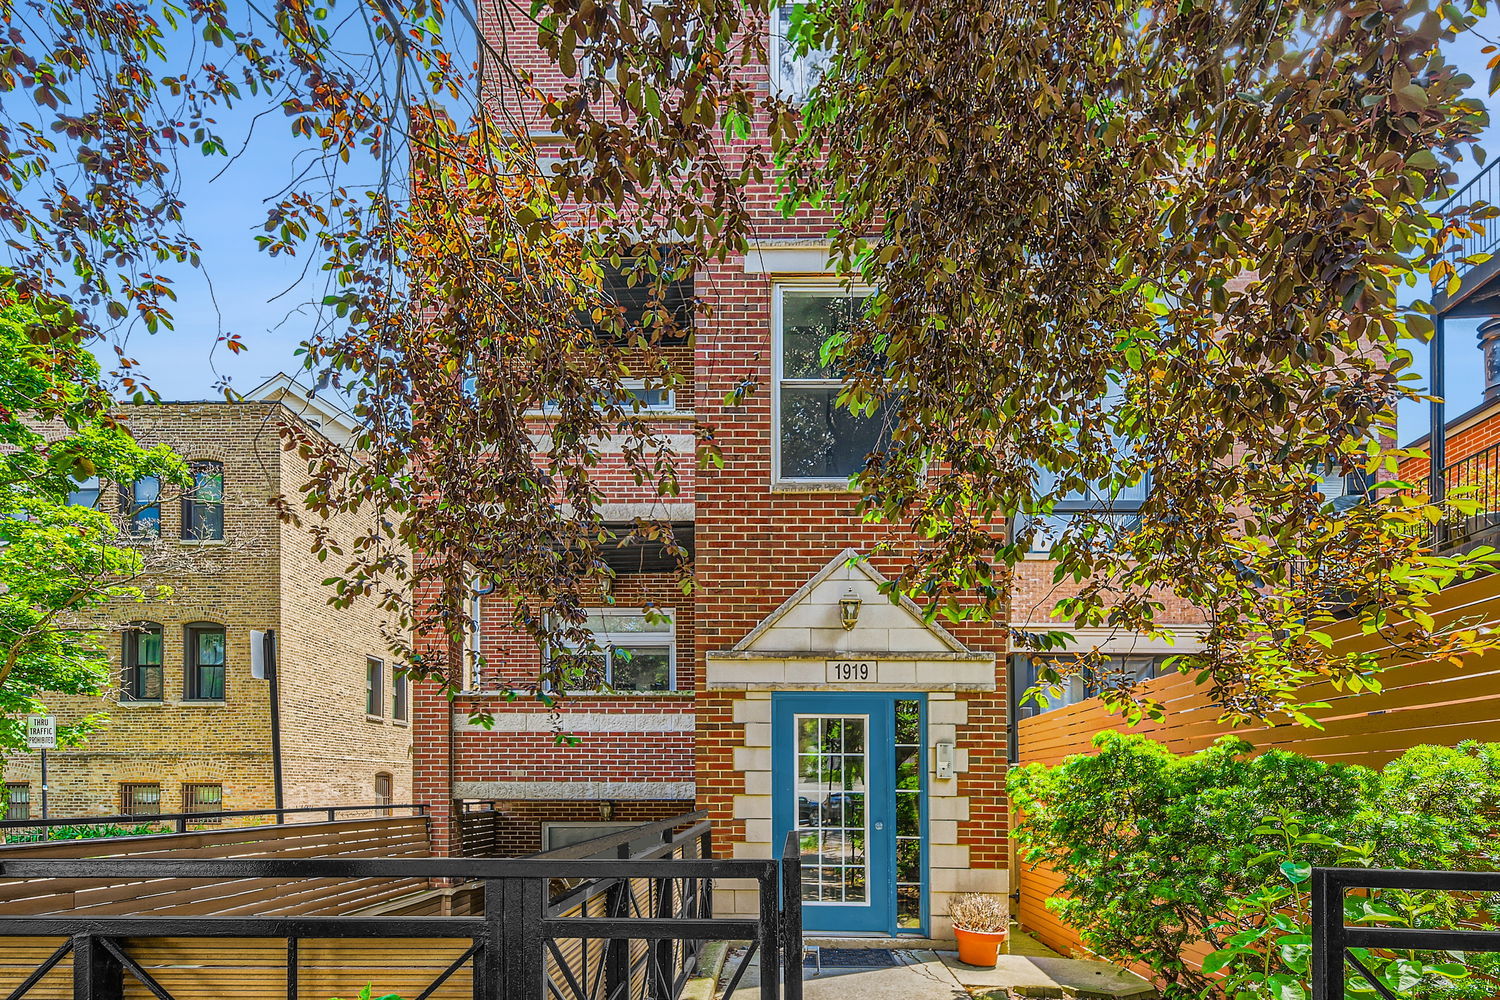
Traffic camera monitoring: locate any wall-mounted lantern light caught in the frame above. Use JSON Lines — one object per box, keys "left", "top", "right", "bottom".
{"left": 839, "top": 589, "right": 862, "bottom": 631}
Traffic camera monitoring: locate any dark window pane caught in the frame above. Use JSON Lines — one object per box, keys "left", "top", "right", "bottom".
{"left": 187, "top": 626, "right": 226, "bottom": 700}
{"left": 126, "top": 477, "right": 162, "bottom": 537}
{"left": 781, "top": 291, "right": 866, "bottom": 379}
{"left": 779, "top": 388, "right": 887, "bottom": 480}
{"left": 67, "top": 476, "right": 101, "bottom": 509}
{"left": 392, "top": 669, "right": 408, "bottom": 721}
{"left": 183, "top": 462, "right": 224, "bottom": 540}
{"left": 122, "top": 623, "right": 164, "bottom": 701}
{"left": 366, "top": 657, "right": 383, "bottom": 716}
{"left": 610, "top": 646, "right": 670, "bottom": 691}
{"left": 894, "top": 700, "right": 920, "bottom": 744}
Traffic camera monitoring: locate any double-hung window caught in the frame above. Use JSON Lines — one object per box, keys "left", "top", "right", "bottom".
{"left": 1022, "top": 467, "right": 1150, "bottom": 556}
{"left": 182, "top": 461, "right": 224, "bottom": 540}
{"left": 392, "top": 667, "right": 409, "bottom": 723}
{"left": 66, "top": 475, "right": 101, "bottom": 508}
{"left": 770, "top": 3, "right": 832, "bottom": 104}
{"left": 549, "top": 609, "right": 675, "bottom": 692}
{"left": 122, "top": 622, "right": 164, "bottom": 701}
{"left": 1013, "top": 652, "right": 1176, "bottom": 715}
{"left": 185, "top": 623, "right": 226, "bottom": 701}
{"left": 122, "top": 477, "right": 162, "bottom": 536}
{"left": 773, "top": 284, "right": 886, "bottom": 484}
{"left": 366, "top": 657, "right": 384, "bottom": 717}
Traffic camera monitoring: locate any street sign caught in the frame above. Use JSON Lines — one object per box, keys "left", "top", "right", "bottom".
{"left": 25, "top": 715, "right": 56, "bottom": 750}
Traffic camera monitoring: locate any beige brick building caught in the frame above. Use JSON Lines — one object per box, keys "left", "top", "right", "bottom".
{"left": 3, "top": 379, "right": 412, "bottom": 822}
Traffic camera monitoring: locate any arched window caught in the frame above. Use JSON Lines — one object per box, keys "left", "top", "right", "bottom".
{"left": 121, "top": 622, "right": 164, "bottom": 701}
{"left": 182, "top": 461, "right": 224, "bottom": 540}
{"left": 184, "top": 622, "right": 226, "bottom": 701}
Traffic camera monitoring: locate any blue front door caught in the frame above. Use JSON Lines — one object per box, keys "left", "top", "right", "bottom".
{"left": 772, "top": 693, "right": 926, "bottom": 936}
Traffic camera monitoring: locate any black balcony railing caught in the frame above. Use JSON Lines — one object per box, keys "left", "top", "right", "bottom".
{"left": 0, "top": 802, "right": 426, "bottom": 841}
{"left": 1435, "top": 441, "right": 1500, "bottom": 550}
{"left": 0, "top": 813, "right": 807, "bottom": 1000}
{"left": 1311, "top": 867, "right": 1500, "bottom": 1000}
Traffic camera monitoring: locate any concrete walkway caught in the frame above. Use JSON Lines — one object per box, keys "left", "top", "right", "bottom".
{"left": 721, "top": 949, "right": 970, "bottom": 1000}
{"left": 717, "top": 930, "right": 1156, "bottom": 1000}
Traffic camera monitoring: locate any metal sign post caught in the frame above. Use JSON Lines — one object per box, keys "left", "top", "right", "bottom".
{"left": 25, "top": 715, "right": 56, "bottom": 825}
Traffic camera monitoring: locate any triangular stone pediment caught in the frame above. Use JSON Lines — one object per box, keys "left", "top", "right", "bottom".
{"left": 733, "top": 549, "right": 971, "bottom": 656}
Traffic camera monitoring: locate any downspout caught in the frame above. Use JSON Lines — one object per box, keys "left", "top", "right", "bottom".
{"left": 265, "top": 629, "right": 285, "bottom": 813}
{"left": 1431, "top": 315, "right": 1447, "bottom": 507}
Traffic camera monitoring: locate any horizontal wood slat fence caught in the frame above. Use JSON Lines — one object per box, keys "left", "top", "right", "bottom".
{"left": 1015, "top": 571, "right": 1500, "bottom": 957}
{"left": 0, "top": 816, "right": 434, "bottom": 918}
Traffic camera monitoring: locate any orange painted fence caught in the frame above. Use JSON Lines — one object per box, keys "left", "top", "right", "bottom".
{"left": 1013, "top": 571, "right": 1500, "bottom": 956}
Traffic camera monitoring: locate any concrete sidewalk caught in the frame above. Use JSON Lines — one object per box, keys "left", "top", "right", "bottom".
{"left": 720, "top": 949, "right": 970, "bottom": 1000}
{"left": 718, "top": 930, "right": 1156, "bottom": 1000}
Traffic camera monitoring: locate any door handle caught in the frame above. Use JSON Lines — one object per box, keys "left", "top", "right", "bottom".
{"left": 873, "top": 822, "right": 885, "bottom": 831}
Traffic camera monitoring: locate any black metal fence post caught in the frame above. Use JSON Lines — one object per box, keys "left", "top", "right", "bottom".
{"left": 757, "top": 866, "right": 780, "bottom": 1000}
{"left": 1311, "top": 869, "right": 1344, "bottom": 1000}
{"left": 500, "top": 877, "right": 547, "bottom": 1000}
{"left": 603, "top": 844, "right": 631, "bottom": 999}
{"left": 781, "top": 831, "right": 803, "bottom": 1000}
{"left": 72, "top": 935, "right": 123, "bottom": 1000}
{"left": 477, "top": 878, "right": 505, "bottom": 1000}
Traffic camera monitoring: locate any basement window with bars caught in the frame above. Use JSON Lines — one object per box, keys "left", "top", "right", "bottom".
{"left": 182, "top": 783, "right": 223, "bottom": 824}
{"left": 120, "top": 783, "right": 161, "bottom": 817}
{"left": 546, "top": 609, "right": 676, "bottom": 692}
{"left": 4, "top": 783, "right": 29, "bottom": 821}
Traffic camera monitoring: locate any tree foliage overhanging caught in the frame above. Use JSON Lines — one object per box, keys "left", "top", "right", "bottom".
{"left": 0, "top": 293, "right": 187, "bottom": 751}
{"left": 2, "top": 0, "right": 1498, "bottom": 722}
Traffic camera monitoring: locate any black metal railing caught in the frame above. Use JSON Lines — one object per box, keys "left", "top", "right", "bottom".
{"left": 1435, "top": 441, "right": 1500, "bottom": 550}
{"left": 1436, "top": 158, "right": 1500, "bottom": 291}
{"left": 1311, "top": 867, "right": 1500, "bottom": 1000}
{"left": 0, "top": 802, "right": 426, "bottom": 841}
{"left": 0, "top": 812, "right": 808, "bottom": 1000}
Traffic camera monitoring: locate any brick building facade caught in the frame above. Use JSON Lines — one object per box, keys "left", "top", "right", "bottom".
{"left": 408, "top": 7, "right": 1207, "bottom": 944}
{"left": 3, "top": 384, "right": 412, "bottom": 822}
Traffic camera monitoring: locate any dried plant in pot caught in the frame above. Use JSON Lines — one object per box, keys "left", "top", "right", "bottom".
{"left": 949, "top": 892, "right": 1008, "bottom": 967}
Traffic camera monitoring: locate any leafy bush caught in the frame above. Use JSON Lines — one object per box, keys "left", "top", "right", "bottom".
{"left": 1008, "top": 734, "right": 1500, "bottom": 999}
{"left": 3, "top": 823, "right": 170, "bottom": 844}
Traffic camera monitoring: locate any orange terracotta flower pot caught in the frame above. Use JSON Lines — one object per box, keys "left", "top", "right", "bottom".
{"left": 954, "top": 926, "right": 1007, "bottom": 967}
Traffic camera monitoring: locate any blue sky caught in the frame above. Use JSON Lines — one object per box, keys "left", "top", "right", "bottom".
{"left": 91, "top": 13, "right": 1497, "bottom": 443}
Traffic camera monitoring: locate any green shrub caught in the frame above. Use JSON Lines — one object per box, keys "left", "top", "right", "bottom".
{"left": 1008, "top": 735, "right": 1500, "bottom": 999}
{"left": 3, "top": 822, "right": 170, "bottom": 844}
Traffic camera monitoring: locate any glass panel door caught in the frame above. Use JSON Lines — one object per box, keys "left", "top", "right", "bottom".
{"left": 794, "top": 715, "right": 869, "bottom": 905}
{"left": 773, "top": 692, "right": 924, "bottom": 935}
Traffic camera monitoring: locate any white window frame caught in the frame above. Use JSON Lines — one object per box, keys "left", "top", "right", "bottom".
{"left": 771, "top": 281, "right": 876, "bottom": 487}
{"left": 549, "top": 607, "right": 677, "bottom": 693}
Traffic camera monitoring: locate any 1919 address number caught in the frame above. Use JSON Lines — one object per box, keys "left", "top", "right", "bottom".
{"left": 826, "top": 659, "right": 875, "bottom": 682}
